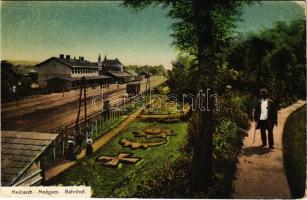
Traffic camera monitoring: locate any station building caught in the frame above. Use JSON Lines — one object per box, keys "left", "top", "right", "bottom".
{"left": 98, "top": 54, "right": 136, "bottom": 83}
{"left": 37, "top": 54, "right": 139, "bottom": 92}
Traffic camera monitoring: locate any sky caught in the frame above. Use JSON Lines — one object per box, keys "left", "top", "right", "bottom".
{"left": 1, "top": 1, "right": 305, "bottom": 69}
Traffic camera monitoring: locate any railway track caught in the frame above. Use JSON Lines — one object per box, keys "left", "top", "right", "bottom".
{"left": 1, "top": 76, "right": 166, "bottom": 132}
{"left": 2, "top": 77, "right": 162, "bottom": 119}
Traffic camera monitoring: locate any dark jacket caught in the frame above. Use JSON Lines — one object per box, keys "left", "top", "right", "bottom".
{"left": 254, "top": 99, "right": 278, "bottom": 129}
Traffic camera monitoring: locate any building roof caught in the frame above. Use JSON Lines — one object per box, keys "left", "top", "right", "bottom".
{"left": 102, "top": 58, "right": 122, "bottom": 66}
{"left": 1, "top": 131, "right": 58, "bottom": 186}
{"left": 126, "top": 82, "right": 141, "bottom": 85}
{"left": 37, "top": 57, "right": 99, "bottom": 69}
{"left": 105, "top": 71, "right": 133, "bottom": 78}
{"left": 126, "top": 70, "right": 139, "bottom": 77}
{"left": 47, "top": 76, "right": 76, "bottom": 82}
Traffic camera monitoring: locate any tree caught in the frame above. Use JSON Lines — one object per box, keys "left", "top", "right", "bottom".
{"left": 167, "top": 54, "right": 196, "bottom": 100}
{"left": 125, "top": 64, "right": 167, "bottom": 76}
{"left": 1, "top": 60, "right": 19, "bottom": 102}
{"left": 228, "top": 19, "right": 306, "bottom": 103}
{"left": 123, "top": 0, "right": 249, "bottom": 190}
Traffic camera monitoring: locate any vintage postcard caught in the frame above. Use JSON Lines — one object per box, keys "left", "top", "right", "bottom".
{"left": 0, "top": 0, "right": 306, "bottom": 199}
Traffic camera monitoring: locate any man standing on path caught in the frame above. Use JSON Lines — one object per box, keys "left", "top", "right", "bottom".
{"left": 254, "top": 89, "right": 278, "bottom": 148}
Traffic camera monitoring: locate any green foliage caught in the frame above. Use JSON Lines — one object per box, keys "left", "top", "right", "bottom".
{"left": 50, "top": 120, "right": 189, "bottom": 197}
{"left": 124, "top": 64, "right": 167, "bottom": 76}
{"left": 133, "top": 153, "right": 193, "bottom": 198}
{"left": 123, "top": 105, "right": 135, "bottom": 114}
{"left": 213, "top": 118, "right": 241, "bottom": 159}
{"left": 123, "top": 1, "right": 305, "bottom": 198}
{"left": 1, "top": 60, "right": 21, "bottom": 101}
{"left": 229, "top": 19, "right": 306, "bottom": 104}
{"left": 207, "top": 117, "right": 244, "bottom": 198}
{"left": 283, "top": 105, "right": 306, "bottom": 198}
{"left": 19, "top": 76, "right": 32, "bottom": 97}
{"left": 167, "top": 54, "right": 197, "bottom": 100}
{"left": 1, "top": 60, "right": 38, "bottom": 102}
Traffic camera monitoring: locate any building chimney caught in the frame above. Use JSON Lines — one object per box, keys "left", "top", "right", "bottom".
{"left": 66, "top": 55, "right": 70, "bottom": 59}
{"left": 60, "top": 54, "right": 64, "bottom": 59}
{"left": 81, "top": 57, "right": 84, "bottom": 61}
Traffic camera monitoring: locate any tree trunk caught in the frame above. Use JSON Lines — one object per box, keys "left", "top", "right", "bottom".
{"left": 191, "top": 0, "right": 215, "bottom": 191}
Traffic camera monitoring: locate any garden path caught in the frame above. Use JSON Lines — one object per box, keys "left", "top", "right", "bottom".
{"left": 232, "top": 100, "right": 306, "bottom": 198}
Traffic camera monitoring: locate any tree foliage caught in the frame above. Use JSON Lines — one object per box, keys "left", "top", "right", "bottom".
{"left": 1, "top": 60, "right": 34, "bottom": 102}
{"left": 124, "top": 64, "right": 167, "bottom": 76}
{"left": 166, "top": 54, "right": 196, "bottom": 99}
{"left": 229, "top": 19, "right": 306, "bottom": 105}
{"left": 123, "top": 0, "right": 250, "bottom": 195}
{"left": 122, "top": 1, "right": 306, "bottom": 198}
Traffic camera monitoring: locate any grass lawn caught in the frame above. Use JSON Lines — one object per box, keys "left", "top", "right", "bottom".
{"left": 283, "top": 104, "right": 306, "bottom": 198}
{"left": 90, "top": 115, "right": 128, "bottom": 140}
{"left": 142, "top": 95, "right": 184, "bottom": 115}
{"left": 49, "top": 119, "right": 188, "bottom": 198}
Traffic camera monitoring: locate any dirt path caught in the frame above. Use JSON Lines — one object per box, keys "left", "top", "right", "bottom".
{"left": 232, "top": 100, "right": 306, "bottom": 198}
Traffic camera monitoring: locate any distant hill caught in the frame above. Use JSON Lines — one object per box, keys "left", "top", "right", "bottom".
{"left": 237, "top": 1, "right": 305, "bottom": 34}
{"left": 6, "top": 60, "right": 39, "bottom": 66}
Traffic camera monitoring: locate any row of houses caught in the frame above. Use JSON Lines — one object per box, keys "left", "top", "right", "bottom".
{"left": 36, "top": 54, "right": 141, "bottom": 92}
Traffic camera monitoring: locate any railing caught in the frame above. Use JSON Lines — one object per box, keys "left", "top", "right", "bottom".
{"left": 44, "top": 94, "right": 147, "bottom": 169}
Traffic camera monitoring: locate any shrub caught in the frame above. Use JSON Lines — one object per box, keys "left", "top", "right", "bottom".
{"left": 213, "top": 118, "right": 240, "bottom": 158}
{"left": 133, "top": 153, "right": 193, "bottom": 198}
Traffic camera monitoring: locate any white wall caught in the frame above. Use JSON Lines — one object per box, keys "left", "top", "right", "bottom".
{"left": 37, "top": 59, "right": 71, "bottom": 88}
{"left": 71, "top": 68, "right": 99, "bottom": 78}
{"left": 37, "top": 58, "right": 100, "bottom": 88}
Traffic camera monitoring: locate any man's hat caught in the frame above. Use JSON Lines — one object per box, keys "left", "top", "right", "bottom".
{"left": 260, "top": 88, "right": 268, "bottom": 95}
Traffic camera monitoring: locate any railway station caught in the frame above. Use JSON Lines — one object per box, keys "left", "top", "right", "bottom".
{"left": 36, "top": 54, "right": 136, "bottom": 92}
